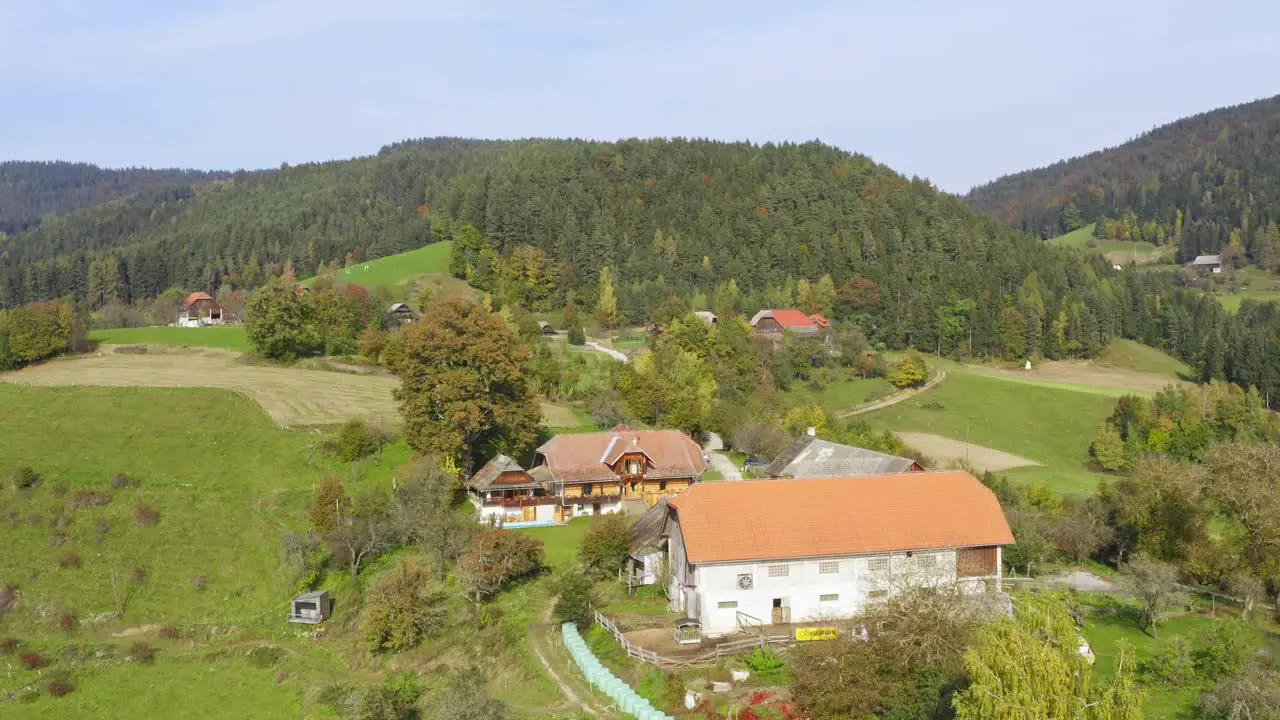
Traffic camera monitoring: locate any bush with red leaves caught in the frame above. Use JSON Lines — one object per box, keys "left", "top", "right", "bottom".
{"left": 160, "top": 625, "right": 179, "bottom": 639}
{"left": 134, "top": 504, "right": 160, "bottom": 526}
{"left": 47, "top": 680, "right": 74, "bottom": 697}
{"left": 0, "top": 638, "right": 20, "bottom": 655}
{"left": 57, "top": 551, "right": 81, "bottom": 569}
{"left": 19, "top": 652, "right": 48, "bottom": 670}
{"left": 59, "top": 611, "right": 76, "bottom": 632}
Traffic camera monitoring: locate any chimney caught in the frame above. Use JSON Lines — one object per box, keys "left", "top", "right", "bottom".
{"left": 632, "top": 436, "right": 639, "bottom": 447}
{"left": 806, "top": 426, "right": 816, "bottom": 437}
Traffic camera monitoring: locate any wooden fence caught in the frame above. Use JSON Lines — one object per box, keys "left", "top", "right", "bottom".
{"left": 592, "top": 609, "right": 792, "bottom": 669}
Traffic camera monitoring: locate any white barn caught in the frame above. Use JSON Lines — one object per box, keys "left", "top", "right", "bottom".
{"left": 645, "top": 471, "right": 1014, "bottom": 637}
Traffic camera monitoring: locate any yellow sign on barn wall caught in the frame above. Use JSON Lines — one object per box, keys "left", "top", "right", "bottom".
{"left": 795, "top": 626, "right": 838, "bottom": 641}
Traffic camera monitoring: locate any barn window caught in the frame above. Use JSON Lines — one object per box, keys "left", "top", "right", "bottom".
{"left": 718, "top": 601, "right": 738, "bottom": 609}
{"left": 957, "top": 547, "right": 997, "bottom": 577}
{"left": 768, "top": 565, "right": 789, "bottom": 578}
{"left": 819, "top": 593, "right": 839, "bottom": 603}
{"left": 818, "top": 561, "right": 839, "bottom": 574}
{"left": 736, "top": 573, "right": 754, "bottom": 590}
{"left": 868, "top": 557, "right": 890, "bottom": 573}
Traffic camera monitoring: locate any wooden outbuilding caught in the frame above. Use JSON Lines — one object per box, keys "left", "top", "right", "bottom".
{"left": 289, "top": 590, "right": 331, "bottom": 624}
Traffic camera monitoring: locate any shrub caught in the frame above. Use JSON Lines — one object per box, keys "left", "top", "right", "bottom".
{"left": 47, "top": 680, "right": 75, "bottom": 697}
{"left": 247, "top": 645, "right": 286, "bottom": 668}
{"left": 362, "top": 562, "right": 448, "bottom": 652}
{"left": 1196, "top": 623, "right": 1248, "bottom": 680}
{"left": 129, "top": 642, "right": 155, "bottom": 664}
{"left": 59, "top": 611, "right": 76, "bottom": 632}
{"left": 567, "top": 326, "right": 586, "bottom": 345}
{"left": 20, "top": 651, "right": 48, "bottom": 670}
{"left": 337, "top": 419, "right": 379, "bottom": 461}
{"left": 0, "top": 584, "right": 17, "bottom": 613}
{"left": 68, "top": 489, "right": 112, "bottom": 509}
{"left": 0, "top": 638, "right": 20, "bottom": 655}
{"left": 134, "top": 504, "right": 160, "bottom": 526}
{"left": 352, "top": 671, "right": 422, "bottom": 720}
{"left": 7, "top": 466, "right": 41, "bottom": 491}
{"left": 1142, "top": 637, "right": 1195, "bottom": 685}
{"left": 457, "top": 529, "right": 544, "bottom": 601}
{"left": 578, "top": 514, "right": 633, "bottom": 577}
{"left": 110, "top": 473, "right": 138, "bottom": 490}
{"left": 744, "top": 648, "right": 786, "bottom": 679}
{"left": 889, "top": 348, "right": 929, "bottom": 389}
{"left": 160, "top": 625, "right": 179, "bottom": 639}
{"left": 57, "top": 552, "right": 81, "bottom": 569}
{"left": 358, "top": 328, "right": 390, "bottom": 362}
{"left": 552, "top": 570, "right": 599, "bottom": 627}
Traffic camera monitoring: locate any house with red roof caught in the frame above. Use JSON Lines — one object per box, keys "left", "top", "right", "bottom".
{"left": 634, "top": 471, "right": 1013, "bottom": 636}
{"left": 177, "top": 292, "right": 225, "bottom": 327}
{"left": 749, "top": 309, "right": 830, "bottom": 338}
{"left": 466, "top": 426, "right": 707, "bottom": 524}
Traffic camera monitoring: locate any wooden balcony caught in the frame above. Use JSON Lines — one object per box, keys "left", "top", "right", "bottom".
{"left": 483, "top": 495, "right": 553, "bottom": 508}
{"left": 562, "top": 494, "right": 622, "bottom": 506}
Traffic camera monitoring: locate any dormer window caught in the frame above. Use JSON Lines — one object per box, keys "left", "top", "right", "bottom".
{"left": 624, "top": 458, "right": 644, "bottom": 475}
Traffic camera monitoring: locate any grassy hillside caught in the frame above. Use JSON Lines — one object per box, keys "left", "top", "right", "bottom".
{"left": 301, "top": 241, "right": 453, "bottom": 291}
{"left": 867, "top": 370, "right": 1114, "bottom": 495}
{"left": 1049, "top": 224, "right": 1170, "bottom": 265}
{"left": 89, "top": 325, "right": 250, "bottom": 352}
{"left": 1095, "top": 339, "right": 1192, "bottom": 377}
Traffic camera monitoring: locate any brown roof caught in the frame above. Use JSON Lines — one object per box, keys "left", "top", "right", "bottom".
{"left": 467, "top": 454, "right": 532, "bottom": 492}
{"left": 536, "top": 427, "right": 707, "bottom": 483}
{"left": 669, "top": 471, "right": 1013, "bottom": 564}
{"left": 183, "top": 291, "right": 216, "bottom": 307}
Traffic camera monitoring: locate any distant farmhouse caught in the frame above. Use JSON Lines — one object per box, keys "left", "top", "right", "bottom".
{"left": 388, "top": 303, "right": 417, "bottom": 325}
{"left": 632, "top": 471, "right": 1013, "bottom": 636}
{"left": 467, "top": 426, "right": 707, "bottom": 523}
{"left": 177, "top": 292, "right": 225, "bottom": 327}
{"left": 749, "top": 309, "right": 830, "bottom": 337}
{"left": 764, "top": 435, "right": 923, "bottom": 477}
{"left": 1191, "top": 254, "right": 1223, "bottom": 273}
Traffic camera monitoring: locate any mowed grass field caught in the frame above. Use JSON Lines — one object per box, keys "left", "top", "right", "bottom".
{"left": 1094, "top": 338, "right": 1192, "bottom": 377}
{"left": 302, "top": 241, "right": 453, "bottom": 290}
{"left": 90, "top": 325, "right": 250, "bottom": 352}
{"left": 1, "top": 347, "right": 399, "bottom": 427}
{"left": 866, "top": 370, "right": 1115, "bottom": 495}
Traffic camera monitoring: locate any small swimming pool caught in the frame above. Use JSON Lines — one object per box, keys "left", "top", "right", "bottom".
{"left": 498, "top": 520, "right": 561, "bottom": 529}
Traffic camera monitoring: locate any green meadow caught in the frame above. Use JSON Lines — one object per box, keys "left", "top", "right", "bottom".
{"left": 302, "top": 241, "right": 453, "bottom": 290}
{"left": 89, "top": 325, "right": 250, "bottom": 352}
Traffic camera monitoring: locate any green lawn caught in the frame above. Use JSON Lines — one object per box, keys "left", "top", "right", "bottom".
{"left": 301, "top": 241, "right": 453, "bottom": 290}
{"left": 865, "top": 370, "right": 1115, "bottom": 495}
{"left": 516, "top": 517, "right": 594, "bottom": 570}
{"left": 786, "top": 371, "right": 895, "bottom": 411}
{"left": 1215, "top": 289, "right": 1280, "bottom": 312}
{"left": 90, "top": 325, "right": 250, "bottom": 352}
{"left": 1096, "top": 339, "right": 1191, "bottom": 378}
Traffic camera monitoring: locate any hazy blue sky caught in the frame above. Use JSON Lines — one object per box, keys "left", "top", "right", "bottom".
{"left": 2, "top": 0, "right": 1277, "bottom": 192}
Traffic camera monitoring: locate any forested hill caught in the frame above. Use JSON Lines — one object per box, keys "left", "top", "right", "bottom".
{"left": 965, "top": 95, "right": 1280, "bottom": 268}
{"left": 0, "top": 161, "right": 225, "bottom": 235}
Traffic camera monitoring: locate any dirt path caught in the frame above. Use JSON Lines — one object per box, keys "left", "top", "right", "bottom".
{"left": 0, "top": 347, "right": 399, "bottom": 427}
{"left": 529, "top": 602, "right": 611, "bottom": 718}
{"left": 895, "top": 432, "right": 1041, "bottom": 473}
{"left": 702, "top": 432, "right": 743, "bottom": 481}
{"left": 965, "top": 361, "right": 1183, "bottom": 393}
{"left": 841, "top": 370, "right": 947, "bottom": 417}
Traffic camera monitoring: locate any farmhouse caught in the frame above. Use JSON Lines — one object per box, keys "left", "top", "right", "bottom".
{"left": 642, "top": 471, "right": 1013, "bottom": 636}
{"left": 177, "top": 292, "right": 224, "bottom": 327}
{"left": 467, "top": 426, "right": 707, "bottom": 523}
{"left": 1191, "top": 254, "right": 1223, "bottom": 273}
{"left": 764, "top": 434, "right": 923, "bottom": 477}
{"left": 388, "top": 303, "right": 417, "bottom": 325}
{"left": 749, "top": 309, "right": 830, "bottom": 337}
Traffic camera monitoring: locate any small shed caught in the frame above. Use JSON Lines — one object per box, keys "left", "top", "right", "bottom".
{"left": 538, "top": 321, "right": 558, "bottom": 336}
{"left": 1191, "top": 254, "right": 1223, "bottom": 273}
{"left": 388, "top": 303, "right": 417, "bottom": 324}
{"left": 289, "top": 590, "right": 331, "bottom": 624}
{"left": 674, "top": 618, "right": 702, "bottom": 645}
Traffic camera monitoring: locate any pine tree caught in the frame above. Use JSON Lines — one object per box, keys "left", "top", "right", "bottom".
{"left": 596, "top": 266, "right": 619, "bottom": 328}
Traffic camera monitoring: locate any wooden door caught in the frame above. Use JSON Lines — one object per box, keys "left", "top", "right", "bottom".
{"left": 522, "top": 505, "right": 536, "bottom": 521}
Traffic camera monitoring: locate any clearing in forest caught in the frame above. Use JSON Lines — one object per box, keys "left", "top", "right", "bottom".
{"left": 301, "top": 241, "right": 454, "bottom": 290}
{"left": 1, "top": 347, "right": 399, "bottom": 427}
{"left": 964, "top": 361, "right": 1182, "bottom": 395}
{"left": 1049, "top": 223, "right": 1172, "bottom": 266}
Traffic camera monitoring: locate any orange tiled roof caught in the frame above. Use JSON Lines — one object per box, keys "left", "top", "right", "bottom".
{"left": 767, "top": 309, "right": 817, "bottom": 328}
{"left": 669, "top": 471, "right": 1013, "bottom": 563}
{"left": 536, "top": 427, "right": 707, "bottom": 483}
{"left": 183, "top": 291, "right": 215, "bottom": 307}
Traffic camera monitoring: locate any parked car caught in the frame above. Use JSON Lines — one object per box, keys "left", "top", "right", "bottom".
{"left": 740, "top": 456, "right": 767, "bottom": 473}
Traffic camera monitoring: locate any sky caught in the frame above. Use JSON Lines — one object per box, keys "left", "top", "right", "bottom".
{"left": 2, "top": 0, "right": 1278, "bottom": 193}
